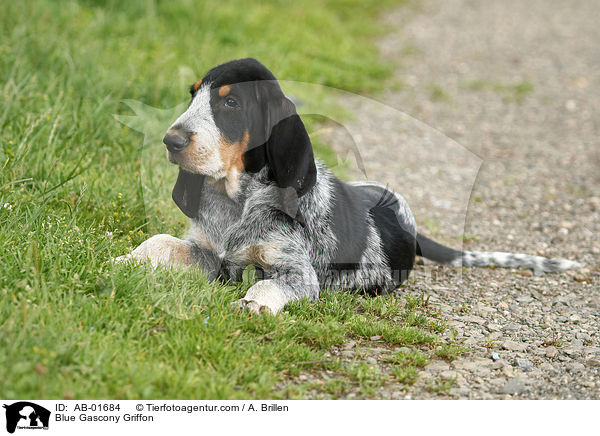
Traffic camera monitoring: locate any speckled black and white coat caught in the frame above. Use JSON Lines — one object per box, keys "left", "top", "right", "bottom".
{"left": 117, "top": 58, "right": 582, "bottom": 314}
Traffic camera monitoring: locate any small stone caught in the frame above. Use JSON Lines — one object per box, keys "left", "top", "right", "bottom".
{"left": 342, "top": 340, "right": 356, "bottom": 350}
{"left": 502, "top": 323, "right": 521, "bottom": 332}
{"left": 567, "top": 362, "right": 585, "bottom": 373}
{"left": 465, "top": 315, "right": 487, "bottom": 324}
{"left": 516, "top": 296, "right": 534, "bottom": 303}
{"left": 563, "top": 347, "right": 581, "bottom": 357}
{"left": 452, "top": 357, "right": 492, "bottom": 373}
{"left": 586, "top": 359, "right": 600, "bottom": 367}
{"left": 489, "top": 332, "right": 503, "bottom": 340}
{"left": 514, "top": 357, "right": 534, "bottom": 370}
{"left": 488, "top": 378, "right": 505, "bottom": 387}
{"left": 545, "top": 346, "right": 558, "bottom": 358}
{"left": 569, "top": 314, "right": 581, "bottom": 323}
{"left": 464, "top": 337, "right": 479, "bottom": 346}
{"left": 502, "top": 340, "right": 528, "bottom": 352}
{"left": 502, "top": 365, "right": 515, "bottom": 378}
{"left": 492, "top": 353, "right": 500, "bottom": 361}
{"left": 492, "top": 361, "right": 505, "bottom": 370}
{"left": 369, "top": 347, "right": 388, "bottom": 355}
{"left": 529, "top": 347, "right": 546, "bottom": 356}
{"left": 502, "top": 378, "right": 526, "bottom": 395}
{"left": 450, "top": 387, "right": 471, "bottom": 397}
{"left": 575, "top": 77, "right": 589, "bottom": 88}
{"left": 486, "top": 323, "right": 501, "bottom": 332}
{"left": 369, "top": 335, "right": 382, "bottom": 341}
{"left": 560, "top": 220, "right": 574, "bottom": 229}
{"left": 426, "top": 360, "right": 450, "bottom": 372}
{"left": 441, "top": 370, "right": 460, "bottom": 380}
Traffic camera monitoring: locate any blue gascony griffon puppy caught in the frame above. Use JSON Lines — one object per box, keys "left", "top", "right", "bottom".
{"left": 117, "top": 58, "right": 582, "bottom": 314}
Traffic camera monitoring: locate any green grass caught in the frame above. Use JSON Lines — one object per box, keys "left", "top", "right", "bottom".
{"left": 0, "top": 0, "right": 459, "bottom": 399}
{"left": 427, "top": 377, "right": 456, "bottom": 394}
{"left": 433, "top": 342, "right": 466, "bottom": 362}
{"left": 462, "top": 79, "right": 534, "bottom": 102}
{"left": 2, "top": 269, "right": 453, "bottom": 398}
{"left": 387, "top": 348, "right": 427, "bottom": 386}
{"left": 543, "top": 329, "right": 564, "bottom": 348}
{"left": 428, "top": 84, "right": 451, "bottom": 102}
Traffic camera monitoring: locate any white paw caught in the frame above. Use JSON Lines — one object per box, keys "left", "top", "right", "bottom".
{"left": 110, "top": 234, "right": 196, "bottom": 268}
{"left": 232, "top": 280, "right": 288, "bottom": 315}
{"left": 231, "top": 298, "right": 274, "bottom": 314}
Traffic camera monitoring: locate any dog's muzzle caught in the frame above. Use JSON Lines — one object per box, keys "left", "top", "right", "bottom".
{"left": 163, "top": 129, "right": 191, "bottom": 153}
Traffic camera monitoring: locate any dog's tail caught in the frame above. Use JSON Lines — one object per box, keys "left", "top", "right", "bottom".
{"left": 415, "top": 233, "right": 582, "bottom": 275}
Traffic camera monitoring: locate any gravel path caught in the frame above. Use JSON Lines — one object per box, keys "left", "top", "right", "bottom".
{"left": 323, "top": 0, "right": 600, "bottom": 399}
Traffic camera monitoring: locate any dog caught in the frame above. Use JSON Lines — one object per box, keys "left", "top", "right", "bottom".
{"left": 117, "top": 58, "right": 582, "bottom": 314}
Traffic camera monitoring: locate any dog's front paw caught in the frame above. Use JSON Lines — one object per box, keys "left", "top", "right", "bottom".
{"left": 232, "top": 280, "right": 288, "bottom": 315}
{"left": 231, "top": 298, "right": 274, "bottom": 314}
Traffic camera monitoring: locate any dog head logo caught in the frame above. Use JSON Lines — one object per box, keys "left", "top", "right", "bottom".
{"left": 3, "top": 402, "right": 50, "bottom": 433}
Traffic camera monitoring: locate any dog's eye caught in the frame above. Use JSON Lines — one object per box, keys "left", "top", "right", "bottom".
{"left": 224, "top": 97, "right": 239, "bottom": 109}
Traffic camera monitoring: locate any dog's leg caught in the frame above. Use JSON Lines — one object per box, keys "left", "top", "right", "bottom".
{"left": 114, "top": 234, "right": 221, "bottom": 277}
{"left": 233, "top": 252, "right": 320, "bottom": 315}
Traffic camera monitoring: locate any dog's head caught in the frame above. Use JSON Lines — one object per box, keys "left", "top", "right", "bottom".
{"left": 166, "top": 58, "right": 316, "bottom": 223}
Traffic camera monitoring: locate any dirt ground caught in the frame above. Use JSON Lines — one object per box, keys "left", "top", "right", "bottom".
{"left": 323, "top": 0, "right": 600, "bottom": 399}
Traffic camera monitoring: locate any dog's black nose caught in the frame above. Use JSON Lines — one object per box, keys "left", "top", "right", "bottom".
{"left": 163, "top": 131, "right": 191, "bottom": 153}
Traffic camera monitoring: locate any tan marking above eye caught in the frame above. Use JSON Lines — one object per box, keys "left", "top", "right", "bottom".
{"left": 192, "top": 80, "right": 202, "bottom": 91}
{"left": 218, "top": 85, "right": 231, "bottom": 97}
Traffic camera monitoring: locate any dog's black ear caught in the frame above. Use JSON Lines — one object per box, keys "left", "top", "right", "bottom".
{"left": 172, "top": 169, "right": 205, "bottom": 218}
{"left": 264, "top": 94, "right": 317, "bottom": 224}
